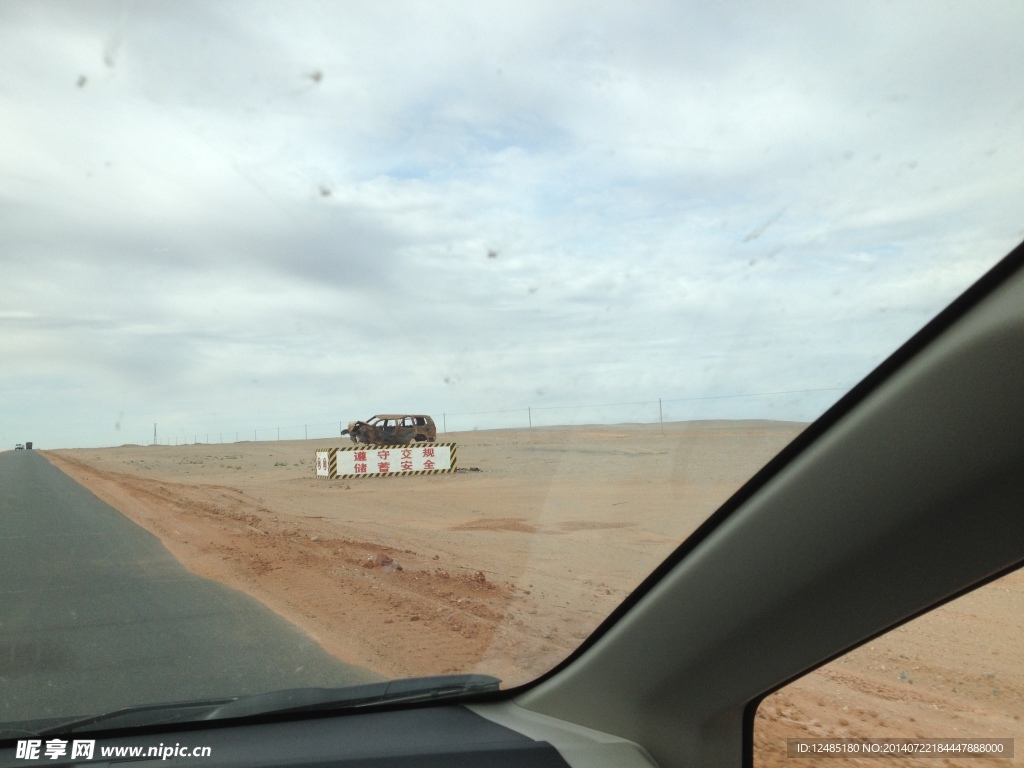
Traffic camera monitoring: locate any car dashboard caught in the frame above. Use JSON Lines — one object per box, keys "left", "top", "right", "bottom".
{"left": 0, "top": 703, "right": 656, "bottom": 768}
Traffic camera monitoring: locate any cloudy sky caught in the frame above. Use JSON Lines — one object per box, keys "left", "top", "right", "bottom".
{"left": 2, "top": 1, "right": 1023, "bottom": 449}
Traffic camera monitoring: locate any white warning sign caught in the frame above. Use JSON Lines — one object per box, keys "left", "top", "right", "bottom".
{"left": 315, "top": 449, "right": 331, "bottom": 478}
{"left": 315, "top": 444, "right": 456, "bottom": 478}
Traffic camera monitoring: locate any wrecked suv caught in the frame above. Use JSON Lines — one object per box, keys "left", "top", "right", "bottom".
{"left": 341, "top": 414, "right": 437, "bottom": 445}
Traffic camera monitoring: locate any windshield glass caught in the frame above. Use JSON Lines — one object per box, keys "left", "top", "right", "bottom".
{"left": 2, "top": 0, "right": 1022, "bottom": 730}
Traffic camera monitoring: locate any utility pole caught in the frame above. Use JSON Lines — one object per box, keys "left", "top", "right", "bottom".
{"left": 659, "top": 398, "right": 664, "bottom": 435}
{"left": 153, "top": 423, "right": 157, "bottom": 445}
{"left": 528, "top": 407, "right": 532, "bottom": 429}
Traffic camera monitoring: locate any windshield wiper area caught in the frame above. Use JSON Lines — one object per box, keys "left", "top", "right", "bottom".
{"left": 26, "top": 674, "right": 501, "bottom": 738}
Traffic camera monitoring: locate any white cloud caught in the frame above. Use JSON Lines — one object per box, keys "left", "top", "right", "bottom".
{"left": 1, "top": 0, "right": 1023, "bottom": 447}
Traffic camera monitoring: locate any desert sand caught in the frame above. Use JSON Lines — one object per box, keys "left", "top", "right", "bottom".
{"left": 42, "top": 421, "right": 1021, "bottom": 766}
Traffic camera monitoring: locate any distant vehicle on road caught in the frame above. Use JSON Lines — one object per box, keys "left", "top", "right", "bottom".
{"left": 341, "top": 414, "right": 437, "bottom": 445}
{"left": 25, "top": 442, "right": 32, "bottom": 450}
{"left": 14, "top": 444, "right": 24, "bottom": 450}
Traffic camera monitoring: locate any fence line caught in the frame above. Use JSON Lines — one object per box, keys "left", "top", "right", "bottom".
{"left": 145, "top": 385, "right": 848, "bottom": 447}
{"left": 13, "top": 387, "right": 847, "bottom": 448}
{"left": 662, "top": 387, "right": 847, "bottom": 403}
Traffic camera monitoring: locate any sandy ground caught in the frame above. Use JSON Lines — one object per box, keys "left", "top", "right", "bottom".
{"left": 41, "top": 420, "right": 1021, "bottom": 765}
{"left": 755, "top": 567, "right": 1023, "bottom": 767}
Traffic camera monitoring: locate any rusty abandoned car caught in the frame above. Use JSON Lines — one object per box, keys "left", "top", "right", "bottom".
{"left": 341, "top": 415, "right": 437, "bottom": 445}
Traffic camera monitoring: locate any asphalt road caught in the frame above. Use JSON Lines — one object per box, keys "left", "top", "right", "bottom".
{"left": 0, "top": 449, "right": 381, "bottom": 728}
